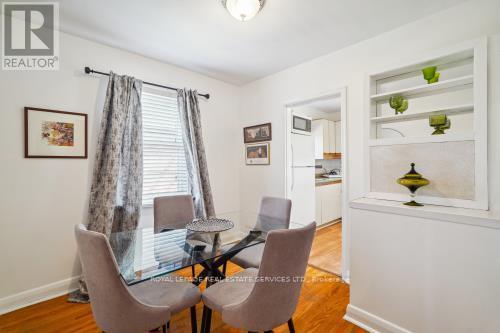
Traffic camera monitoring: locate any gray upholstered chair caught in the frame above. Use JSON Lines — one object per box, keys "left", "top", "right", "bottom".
{"left": 229, "top": 196, "right": 292, "bottom": 269}
{"left": 154, "top": 194, "right": 196, "bottom": 233}
{"left": 154, "top": 194, "right": 213, "bottom": 276}
{"left": 202, "top": 222, "right": 316, "bottom": 333}
{"left": 75, "top": 224, "right": 201, "bottom": 333}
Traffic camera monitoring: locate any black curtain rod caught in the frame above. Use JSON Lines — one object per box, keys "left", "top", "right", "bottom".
{"left": 84, "top": 67, "right": 210, "bottom": 99}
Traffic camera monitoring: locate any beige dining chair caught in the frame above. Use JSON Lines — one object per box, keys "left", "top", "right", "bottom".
{"left": 75, "top": 224, "right": 201, "bottom": 333}
{"left": 202, "top": 222, "right": 316, "bottom": 333}
{"left": 229, "top": 196, "right": 292, "bottom": 270}
{"left": 154, "top": 194, "right": 214, "bottom": 276}
{"left": 154, "top": 194, "right": 196, "bottom": 233}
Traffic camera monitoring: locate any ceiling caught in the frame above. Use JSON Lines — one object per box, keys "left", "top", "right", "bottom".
{"left": 56, "top": 0, "right": 466, "bottom": 85}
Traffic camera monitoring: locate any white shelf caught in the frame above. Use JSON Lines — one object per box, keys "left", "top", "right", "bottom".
{"left": 370, "top": 75, "right": 473, "bottom": 102}
{"left": 368, "top": 133, "right": 474, "bottom": 146}
{"left": 365, "top": 38, "right": 488, "bottom": 210}
{"left": 370, "top": 104, "right": 473, "bottom": 124}
{"left": 350, "top": 198, "right": 500, "bottom": 229}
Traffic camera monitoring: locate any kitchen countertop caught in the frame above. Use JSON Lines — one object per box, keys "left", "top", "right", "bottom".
{"left": 315, "top": 177, "right": 342, "bottom": 186}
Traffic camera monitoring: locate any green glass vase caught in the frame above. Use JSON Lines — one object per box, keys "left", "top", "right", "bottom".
{"left": 389, "top": 96, "right": 408, "bottom": 115}
{"left": 422, "top": 66, "right": 440, "bottom": 84}
{"left": 397, "top": 163, "right": 430, "bottom": 206}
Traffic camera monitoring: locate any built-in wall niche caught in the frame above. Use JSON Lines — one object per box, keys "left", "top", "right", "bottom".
{"left": 365, "top": 38, "right": 487, "bottom": 210}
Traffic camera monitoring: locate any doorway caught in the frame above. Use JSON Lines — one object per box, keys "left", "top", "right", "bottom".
{"left": 284, "top": 88, "right": 348, "bottom": 279}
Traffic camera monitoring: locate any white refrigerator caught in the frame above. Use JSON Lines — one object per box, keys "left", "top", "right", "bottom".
{"left": 288, "top": 132, "right": 316, "bottom": 227}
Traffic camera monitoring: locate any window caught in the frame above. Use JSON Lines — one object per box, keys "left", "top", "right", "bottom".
{"left": 141, "top": 89, "right": 188, "bottom": 206}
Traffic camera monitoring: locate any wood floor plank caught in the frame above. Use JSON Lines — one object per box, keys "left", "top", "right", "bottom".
{"left": 0, "top": 226, "right": 363, "bottom": 333}
{"left": 309, "top": 222, "right": 342, "bottom": 275}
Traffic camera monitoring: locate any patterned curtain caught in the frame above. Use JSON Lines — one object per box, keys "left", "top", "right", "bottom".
{"left": 177, "top": 89, "right": 216, "bottom": 219}
{"left": 69, "top": 72, "right": 143, "bottom": 303}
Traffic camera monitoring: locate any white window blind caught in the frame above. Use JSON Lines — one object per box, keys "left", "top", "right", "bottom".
{"left": 133, "top": 228, "right": 188, "bottom": 273}
{"left": 142, "top": 90, "right": 188, "bottom": 206}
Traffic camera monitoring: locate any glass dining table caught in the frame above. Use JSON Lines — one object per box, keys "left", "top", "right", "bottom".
{"left": 108, "top": 212, "right": 275, "bottom": 287}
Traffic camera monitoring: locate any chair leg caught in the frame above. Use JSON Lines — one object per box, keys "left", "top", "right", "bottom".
{"left": 222, "top": 262, "right": 227, "bottom": 275}
{"left": 200, "top": 306, "right": 208, "bottom": 333}
{"left": 162, "top": 324, "right": 167, "bottom": 333}
{"left": 204, "top": 308, "right": 212, "bottom": 333}
{"left": 191, "top": 265, "right": 196, "bottom": 277}
{"left": 190, "top": 306, "right": 197, "bottom": 333}
{"left": 288, "top": 318, "right": 296, "bottom": 333}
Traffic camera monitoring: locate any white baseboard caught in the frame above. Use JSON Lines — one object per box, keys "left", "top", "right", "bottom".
{"left": 344, "top": 304, "right": 413, "bottom": 333}
{"left": 342, "top": 270, "right": 350, "bottom": 284}
{"left": 0, "top": 276, "right": 81, "bottom": 315}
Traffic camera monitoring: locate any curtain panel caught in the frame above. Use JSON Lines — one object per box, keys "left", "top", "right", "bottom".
{"left": 69, "top": 72, "right": 143, "bottom": 303}
{"left": 177, "top": 89, "right": 216, "bottom": 219}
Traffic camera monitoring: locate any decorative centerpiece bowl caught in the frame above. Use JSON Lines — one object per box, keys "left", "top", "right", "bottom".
{"left": 429, "top": 114, "right": 451, "bottom": 135}
{"left": 422, "top": 66, "right": 440, "bottom": 84}
{"left": 389, "top": 95, "right": 408, "bottom": 115}
{"left": 186, "top": 218, "right": 234, "bottom": 233}
{"left": 397, "top": 163, "right": 430, "bottom": 206}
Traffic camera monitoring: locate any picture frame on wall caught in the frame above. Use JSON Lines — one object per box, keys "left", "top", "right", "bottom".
{"left": 24, "top": 107, "right": 88, "bottom": 158}
{"left": 245, "top": 142, "right": 270, "bottom": 165}
{"left": 243, "top": 122, "right": 272, "bottom": 143}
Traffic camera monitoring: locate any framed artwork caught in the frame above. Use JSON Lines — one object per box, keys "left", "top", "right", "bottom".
{"left": 246, "top": 142, "right": 270, "bottom": 165}
{"left": 24, "top": 107, "right": 88, "bottom": 158}
{"left": 243, "top": 123, "right": 272, "bottom": 143}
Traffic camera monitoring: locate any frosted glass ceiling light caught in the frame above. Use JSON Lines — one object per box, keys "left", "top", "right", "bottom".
{"left": 222, "top": 0, "right": 265, "bottom": 22}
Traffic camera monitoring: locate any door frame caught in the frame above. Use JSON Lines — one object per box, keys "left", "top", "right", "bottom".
{"left": 283, "top": 87, "right": 349, "bottom": 281}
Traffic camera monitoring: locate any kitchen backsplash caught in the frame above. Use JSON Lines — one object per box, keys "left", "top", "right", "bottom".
{"left": 315, "top": 158, "right": 341, "bottom": 175}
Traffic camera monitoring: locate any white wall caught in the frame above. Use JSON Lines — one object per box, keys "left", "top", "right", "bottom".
{"left": 238, "top": 0, "right": 500, "bottom": 331}
{"left": 348, "top": 205, "right": 500, "bottom": 332}
{"left": 0, "top": 28, "right": 241, "bottom": 311}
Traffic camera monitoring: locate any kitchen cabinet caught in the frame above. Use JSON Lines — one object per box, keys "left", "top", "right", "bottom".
{"left": 335, "top": 121, "right": 342, "bottom": 153}
{"left": 312, "top": 119, "right": 342, "bottom": 158}
{"left": 328, "top": 121, "right": 336, "bottom": 153}
{"left": 312, "top": 119, "right": 329, "bottom": 159}
{"left": 315, "top": 189, "right": 322, "bottom": 225}
{"left": 315, "top": 182, "right": 342, "bottom": 225}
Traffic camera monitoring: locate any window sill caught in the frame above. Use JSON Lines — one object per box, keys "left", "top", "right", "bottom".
{"left": 350, "top": 198, "right": 500, "bottom": 230}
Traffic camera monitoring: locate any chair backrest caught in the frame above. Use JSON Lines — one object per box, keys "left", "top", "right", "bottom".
{"left": 154, "top": 194, "right": 195, "bottom": 233}
{"left": 255, "top": 196, "right": 292, "bottom": 232}
{"left": 223, "top": 222, "right": 316, "bottom": 331}
{"left": 74, "top": 224, "right": 147, "bottom": 332}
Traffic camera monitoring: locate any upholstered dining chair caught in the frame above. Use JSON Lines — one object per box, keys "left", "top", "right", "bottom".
{"left": 75, "top": 224, "right": 200, "bottom": 333}
{"left": 154, "top": 194, "right": 214, "bottom": 276}
{"left": 229, "top": 196, "right": 292, "bottom": 270}
{"left": 154, "top": 194, "right": 196, "bottom": 233}
{"left": 202, "top": 222, "right": 316, "bottom": 333}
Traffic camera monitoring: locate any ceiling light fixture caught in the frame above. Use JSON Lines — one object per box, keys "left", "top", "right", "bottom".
{"left": 222, "top": 0, "right": 265, "bottom": 22}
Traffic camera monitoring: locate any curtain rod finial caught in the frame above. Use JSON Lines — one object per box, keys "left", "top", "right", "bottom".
{"left": 84, "top": 66, "right": 92, "bottom": 74}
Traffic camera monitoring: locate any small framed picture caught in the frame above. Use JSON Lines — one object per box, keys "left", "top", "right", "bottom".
{"left": 24, "top": 107, "right": 88, "bottom": 158}
{"left": 246, "top": 142, "right": 270, "bottom": 165}
{"left": 243, "top": 123, "right": 272, "bottom": 143}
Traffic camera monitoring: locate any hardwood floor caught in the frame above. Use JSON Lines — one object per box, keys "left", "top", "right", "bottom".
{"left": 309, "top": 221, "right": 342, "bottom": 275}
{"left": 0, "top": 227, "right": 363, "bottom": 333}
